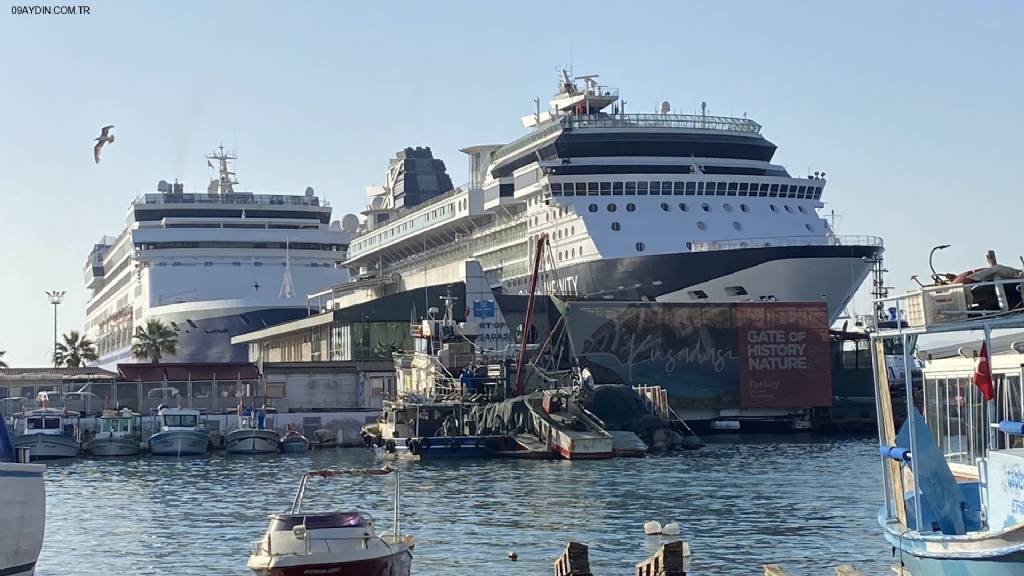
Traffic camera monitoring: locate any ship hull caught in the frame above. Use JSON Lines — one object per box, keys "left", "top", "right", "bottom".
{"left": 89, "top": 437, "right": 142, "bottom": 457}
{"left": 0, "top": 463, "right": 45, "bottom": 576}
{"left": 225, "top": 430, "right": 280, "bottom": 454}
{"left": 251, "top": 548, "right": 412, "bottom": 576}
{"left": 11, "top": 434, "right": 79, "bottom": 460}
{"left": 148, "top": 430, "right": 209, "bottom": 456}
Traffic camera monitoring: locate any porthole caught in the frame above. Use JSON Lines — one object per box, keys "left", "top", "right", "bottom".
{"left": 635, "top": 242, "right": 646, "bottom": 252}
{"left": 697, "top": 221, "right": 707, "bottom": 231}
{"left": 679, "top": 203, "right": 689, "bottom": 212}
{"left": 805, "top": 223, "right": 814, "bottom": 232}
{"left": 770, "top": 205, "right": 778, "bottom": 212}
{"left": 607, "top": 203, "right": 617, "bottom": 212}
{"left": 724, "top": 203, "right": 733, "bottom": 212}
{"left": 660, "top": 202, "right": 670, "bottom": 212}
{"left": 588, "top": 203, "right": 598, "bottom": 213}
{"left": 611, "top": 222, "right": 621, "bottom": 231}
{"left": 784, "top": 205, "right": 793, "bottom": 213}
{"left": 733, "top": 221, "right": 742, "bottom": 231}
{"left": 798, "top": 206, "right": 807, "bottom": 214}
{"left": 572, "top": 248, "right": 577, "bottom": 258}
{"left": 701, "top": 203, "right": 710, "bottom": 212}
{"left": 740, "top": 203, "right": 750, "bottom": 212}
{"left": 685, "top": 241, "right": 693, "bottom": 250}
{"left": 571, "top": 226, "right": 575, "bottom": 235}
{"left": 626, "top": 203, "right": 636, "bottom": 212}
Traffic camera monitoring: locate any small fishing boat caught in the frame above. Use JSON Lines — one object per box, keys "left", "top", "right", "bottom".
{"left": 280, "top": 425, "right": 310, "bottom": 453}
{"left": 247, "top": 467, "right": 413, "bottom": 576}
{"left": 525, "top": 391, "right": 614, "bottom": 460}
{"left": 225, "top": 409, "right": 279, "bottom": 455}
{"left": 148, "top": 407, "right": 209, "bottom": 456}
{"left": 12, "top": 406, "right": 81, "bottom": 460}
{"left": 89, "top": 408, "right": 143, "bottom": 457}
{"left": 361, "top": 399, "right": 492, "bottom": 460}
{"left": 0, "top": 410, "right": 45, "bottom": 576}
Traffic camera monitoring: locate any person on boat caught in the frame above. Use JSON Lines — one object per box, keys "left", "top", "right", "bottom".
{"left": 460, "top": 367, "right": 475, "bottom": 394}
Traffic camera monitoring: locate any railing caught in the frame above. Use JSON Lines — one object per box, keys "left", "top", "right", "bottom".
{"left": 688, "top": 235, "right": 883, "bottom": 252}
{"left": 135, "top": 193, "right": 324, "bottom": 207}
{"left": 874, "top": 277, "right": 1024, "bottom": 332}
{"left": 564, "top": 113, "right": 762, "bottom": 134}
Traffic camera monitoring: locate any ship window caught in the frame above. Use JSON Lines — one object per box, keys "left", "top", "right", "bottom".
{"left": 679, "top": 203, "right": 689, "bottom": 212}
{"left": 770, "top": 204, "right": 778, "bottom": 212}
{"left": 158, "top": 262, "right": 167, "bottom": 266}
{"left": 625, "top": 182, "right": 636, "bottom": 195}
{"left": 733, "top": 221, "right": 742, "bottom": 231}
{"left": 612, "top": 182, "right": 624, "bottom": 196}
{"left": 607, "top": 203, "right": 617, "bottom": 212}
{"left": 798, "top": 205, "right": 807, "bottom": 214}
{"left": 784, "top": 205, "right": 793, "bottom": 213}
{"left": 637, "top": 182, "right": 648, "bottom": 195}
{"left": 805, "top": 223, "right": 814, "bottom": 232}
{"left": 780, "top": 185, "right": 790, "bottom": 196}
{"left": 588, "top": 204, "right": 598, "bottom": 213}
{"left": 611, "top": 222, "right": 621, "bottom": 231}
{"left": 204, "top": 261, "right": 213, "bottom": 266}
{"left": 759, "top": 184, "right": 769, "bottom": 196}
{"left": 571, "top": 248, "right": 577, "bottom": 258}
{"left": 728, "top": 182, "right": 738, "bottom": 196}
{"left": 635, "top": 242, "right": 646, "bottom": 252}
{"left": 587, "top": 182, "right": 599, "bottom": 196}
{"left": 739, "top": 183, "right": 749, "bottom": 194}
{"left": 797, "top": 185, "right": 807, "bottom": 197}
{"left": 550, "top": 183, "right": 562, "bottom": 195}
{"left": 626, "top": 203, "right": 636, "bottom": 212}
{"left": 660, "top": 181, "right": 672, "bottom": 195}
{"left": 650, "top": 182, "right": 661, "bottom": 194}
{"left": 725, "top": 286, "right": 749, "bottom": 296}
{"left": 599, "top": 182, "right": 611, "bottom": 195}
{"left": 714, "top": 183, "right": 725, "bottom": 196}
{"left": 769, "top": 184, "right": 779, "bottom": 196}
{"left": 673, "top": 182, "right": 685, "bottom": 195}
{"left": 563, "top": 186, "right": 575, "bottom": 197}
{"left": 660, "top": 202, "right": 670, "bottom": 212}
{"left": 685, "top": 241, "right": 693, "bottom": 250}
{"left": 186, "top": 319, "right": 197, "bottom": 328}
{"left": 685, "top": 182, "right": 697, "bottom": 195}
{"left": 688, "top": 290, "right": 708, "bottom": 300}
{"left": 701, "top": 203, "right": 710, "bottom": 212}
{"left": 697, "top": 221, "right": 707, "bottom": 231}
{"left": 723, "top": 203, "right": 733, "bottom": 212}
{"left": 740, "top": 203, "right": 750, "bottom": 212}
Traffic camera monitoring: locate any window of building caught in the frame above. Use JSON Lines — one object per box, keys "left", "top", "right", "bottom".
{"left": 635, "top": 242, "right": 646, "bottom": 252}
{"left": 626, "top": 203, "right": 636, "bottom": 212}
{"left": 611, "top": 222, "right": 621, "bottom": 231}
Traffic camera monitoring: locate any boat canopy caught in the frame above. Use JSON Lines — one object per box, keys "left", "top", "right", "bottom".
{"left": 269, "top": 512, "right": 366, "bottom": 531}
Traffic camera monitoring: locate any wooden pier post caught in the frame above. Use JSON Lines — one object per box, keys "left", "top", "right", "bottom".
{"left": 635, "top": 541, "right": 686, "bottom": 576}
{"left": 553, "top": 541, "right": 592, "bottom": 576}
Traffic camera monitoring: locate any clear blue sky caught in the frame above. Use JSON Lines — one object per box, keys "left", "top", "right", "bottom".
{"left": 1, "top": 1, "right": 1021, "bottom": 365}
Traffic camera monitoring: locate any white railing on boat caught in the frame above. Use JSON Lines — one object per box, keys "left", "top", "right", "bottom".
{"left": 873, "top": 278, "right": 1024, "bottom": 333}
{"left": 688, "top": 234, "right": 883, "bottom": 252}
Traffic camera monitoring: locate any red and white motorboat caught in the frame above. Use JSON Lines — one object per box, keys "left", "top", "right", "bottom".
{"left": 247, "top": 467, "right": 413, "bottom": 576}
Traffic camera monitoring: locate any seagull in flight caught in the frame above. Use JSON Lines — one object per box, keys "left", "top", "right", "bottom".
{"left": 93, "top": 125, "right": 115, "bottom": 164}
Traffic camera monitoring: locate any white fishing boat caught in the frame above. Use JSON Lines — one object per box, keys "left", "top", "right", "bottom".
{"left": 148, "top": 407, "right": 209, "bottom": 456}
{"left": 247, "top": 467, "right": 413, "bottom": 576}
{"left": 280, "top": 425, "right": 310, "bottom": 453}
{"left": 0, "top": 412, "right": 45, "bottom": 576}
{"left": 12, "top": 406, "right": 81, "bottom": 461}
{"left": 89, "top": 408, "right": 142, "bottom": 457}
{"left": 225, "top": 409, "right": 279, "bottom": 455}
{"left": 871, "top": 268, "right": 1024, "bottom": 575}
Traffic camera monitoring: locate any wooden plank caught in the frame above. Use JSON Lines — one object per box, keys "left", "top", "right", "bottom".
{"left": 763, "top": 565, "right": 788, "bottom": 576}
{"left": 635, "top": 541, "right": 685, "bottom": 576}
{"left": 874, "top": 339, "right": 907, "bottom": 525}
{"left": 552, "top": 541, "right": 592, "bottom": 576}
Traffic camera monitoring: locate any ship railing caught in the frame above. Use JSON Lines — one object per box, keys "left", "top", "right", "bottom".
{"left": 872, "top": 277, "right": 1024, "bottom": 334}
{"left": 563, "top": 113, "right": 762, "bottom": 134}
{"left": 688, "top": 234, "right": 883, "bottom": 253}
{"left": 135, "top": 193, "right": 324, "bottom": 207}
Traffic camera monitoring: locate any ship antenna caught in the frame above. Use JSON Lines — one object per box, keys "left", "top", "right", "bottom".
{"left": 279, "top": 235, "right": 295, "bottom": 299}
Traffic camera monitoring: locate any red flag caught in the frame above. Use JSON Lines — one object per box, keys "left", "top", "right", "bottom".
{"left": 972, "top": 342, "right": 995, "bottom": 401}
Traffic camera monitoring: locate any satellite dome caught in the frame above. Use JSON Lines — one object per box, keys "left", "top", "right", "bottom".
{"left": 341, "top": 214, "right": 360, "bottom": 233}
{"left": 305, "top": 186, "right": 315, "bottom": 197}
{"left": 329, "top": 220, "right": 342, "bottom": 231}
{"left": 369, "top": 196, "right": 385, "bottom": 210}
{"left": 660, "top": 101, "right": 672, "bottom": 114}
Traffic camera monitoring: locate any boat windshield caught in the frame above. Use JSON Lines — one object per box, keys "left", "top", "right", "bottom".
{"left": 27, "top": 417, "right": 61, "bottom": 430}
{"left": 163, "top": 414, "right": 198, "bottom": 428}
{"left": 102, "top": 418, "right": 132, "bottom": 433}
{"left": 270, "top": 513, "right": 365, "bottom": 531}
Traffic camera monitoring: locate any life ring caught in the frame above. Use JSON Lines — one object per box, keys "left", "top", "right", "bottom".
{"left": 385, "top": 439, "right": 396, "bottom": 454}
{"left": 407, "top": 439, "right": 421, "bottom": 456}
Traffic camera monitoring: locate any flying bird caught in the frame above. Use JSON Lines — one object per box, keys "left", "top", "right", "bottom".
{"left": 93, "top": 125, "right": 115, "bottom": 164}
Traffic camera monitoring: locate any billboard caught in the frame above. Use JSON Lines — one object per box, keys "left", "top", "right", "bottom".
{"left": 564, "top": 301, "right": 831, "bottom": 411}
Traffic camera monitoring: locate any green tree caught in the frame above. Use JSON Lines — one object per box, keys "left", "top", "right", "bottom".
{"left": 131, "top": 319, "right": 177, "bottom": 364}
{"left": 53, "top": 330, "right": 98, "bottom": 367}
{"left": 0, "top": 349, "right": 7, "bottom": 368}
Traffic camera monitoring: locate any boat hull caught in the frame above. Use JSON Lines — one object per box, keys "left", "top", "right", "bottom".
{"left": 892, "top": 551, "right": 1024, "bottom": 576}
{"left": 252, "top": 548, "right": 412, "bottom": 576}
{"left": 89, "top": 437, "right": 142, "bottom": 457}
{"left": 374, "top": 436, "right": 491, "bottom": 460}
{"left": 0, "top": 463, "right": 45, "bottom": 576}
{"left": 280, "top": 437, "right": 309, "bottom": 453}
{"left": 881, "top": 509, "right": 1024, "bottom": 576}
{"left": 12, "top": 433, "right": 80, "bottom": 460}
{"left": 225, "top": 430, "right": 280, "bottom": 454}
{"left": 148, "top": 430, "right": 209, "bottom": 456}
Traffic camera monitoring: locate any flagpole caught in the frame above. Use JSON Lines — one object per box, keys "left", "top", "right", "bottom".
{"left": 984, "top": 324, "right": 996, "bottom": 453}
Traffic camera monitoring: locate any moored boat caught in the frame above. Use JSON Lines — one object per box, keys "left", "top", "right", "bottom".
{"left": 12, "top": 406, "right": 81, "bottom": 461}
{"left": 361, "top": 399, "right": 493, "bottom": 460}
{"left": 525, "top": 390, "right": 613, "bottom": 460}
{"left": 0, "top": 412, "right": 45, "bottom": 576}
{"left": 280, "top": 425, "right": 310, "bottom": 453}
{"left": 246, "top": 467, "right": 413, "bottom": 576}
{"left": 89, "top": 408, "right": 142, "bottom": 457}
{"left": 225, "top": 409, "right": 279, "bottom": 455}
{"left": 148, "top": 407, "right": 209, "bottom": 456}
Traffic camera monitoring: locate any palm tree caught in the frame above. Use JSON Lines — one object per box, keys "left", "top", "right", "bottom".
{"left": 0, "top": 349, "right": 7, "bottom": 369}
{"left": 132, "top": 319, "right": 177, "bottom": 363}
{"left": 53, "top": 330, "right": 98, "bottom": 368}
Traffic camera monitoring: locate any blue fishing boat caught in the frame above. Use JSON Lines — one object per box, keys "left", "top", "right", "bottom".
{"left": 148, "top": 407, "right": 209, "bottom": 456}
{"left": 872, "top": 272, "right": 1024, "bottom": 575}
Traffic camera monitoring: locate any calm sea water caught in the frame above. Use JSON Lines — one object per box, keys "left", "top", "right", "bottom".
{"left": 36, "top": 435, "right": 891, "bottom": 575}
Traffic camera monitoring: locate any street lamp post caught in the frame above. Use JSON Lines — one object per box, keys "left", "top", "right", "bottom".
{"left": 45, "top": 290, "right": 66, "bottom": 367}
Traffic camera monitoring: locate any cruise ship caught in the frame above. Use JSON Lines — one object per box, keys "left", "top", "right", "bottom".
{"left": 327, "top": 71, "right": 882, "bottom": 337}
{"left": 84, "top": 148, "right": 350, "bottom": 367}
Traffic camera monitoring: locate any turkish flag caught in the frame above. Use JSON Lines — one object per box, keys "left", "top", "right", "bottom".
{"left": 972, "top": 342, "right": 995, "bottom": 401}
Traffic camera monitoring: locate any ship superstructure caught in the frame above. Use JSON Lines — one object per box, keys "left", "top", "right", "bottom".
{"left": 328, "top": 71, "right": 881, "bottom": 332}
{"left": 84, "top": 147, "right": 349, "bottom": 366}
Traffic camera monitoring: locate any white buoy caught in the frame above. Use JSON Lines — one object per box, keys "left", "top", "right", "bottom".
{"left": 643, "top": 520, "right": 663, "bottom": 535}
{"left": 662, "top": 522, "right": 681, "bottom": 536}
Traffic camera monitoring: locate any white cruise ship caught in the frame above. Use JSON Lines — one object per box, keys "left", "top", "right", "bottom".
{"left": 84, "top": 148, "right": 350, "bottom": 367}
{"left": 329, "top": 71, "right": 882, "bottom": 332}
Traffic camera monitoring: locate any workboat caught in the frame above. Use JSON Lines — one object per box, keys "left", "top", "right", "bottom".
{"left": 280, "top": 425, "right": 310, "bottom": 453}
{"left": 525, "top": 390, "right": 613, "bottom": 460}
{"left": 225, "top": 409, "right": 279, "bottom": 455}
{"left": 148, "top": 407, "right": 209, "bottom": 456}
{"left": 362, "top": 399, "right": 492, "bottom": 459}
{"left": 0, "top": 413, "right": 45, "bottom": 576}
{"left": 247, "top": 467, "right": 413, "bottom": 576}
{"left": 12, "top": 407, "right": 81, "bottom": 460}
{"left": 871, "top": 267, "right": 1024, "bottom": 575}
{"left": 89, "top": 408, "right": 142, "bottom": 457}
